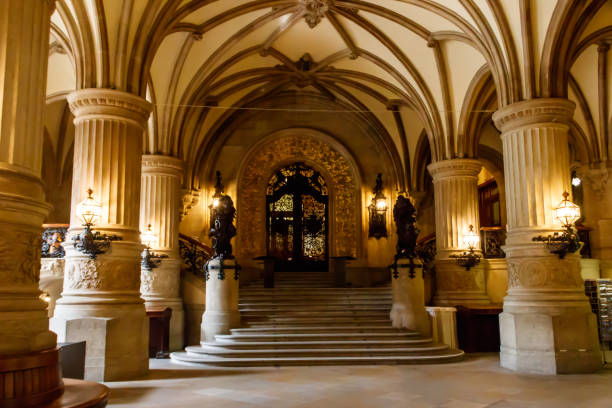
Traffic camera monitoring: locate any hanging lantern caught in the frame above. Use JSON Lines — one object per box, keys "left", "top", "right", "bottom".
{"left": 368, "top": 173, "right": 387, "bottom": 239}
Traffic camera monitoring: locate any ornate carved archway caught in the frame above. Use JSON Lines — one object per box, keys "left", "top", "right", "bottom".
{"left": 237, "top": 130, "right": 360, "bottom": 265}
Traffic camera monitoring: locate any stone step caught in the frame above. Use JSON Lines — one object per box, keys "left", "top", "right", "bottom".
{"left": 189, "top": 344, "right": 451, "bottom": 358}
{"left": 230, "top": 325, "right": 404, "bottom": 334}
{"left": 241, "top": 313, "right": 391, "bottom": 321}
{"left": 201, "top": 338, "right": 433, "bottom": 349}
{"left": 171, "top": 350, "right": 465, "bottom": 366}
{"left": 242, "top": 319, "right": 394, "bottom": 327}
{"left": 239, "top": 305, "right": 391, "bottom": 313}
{"left": 214, "top": 332, "right": 418, "bottom": 342}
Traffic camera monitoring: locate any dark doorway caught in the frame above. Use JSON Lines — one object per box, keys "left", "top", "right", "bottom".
{"left": 266, "top": 163, "right": 328, "bottom": 272}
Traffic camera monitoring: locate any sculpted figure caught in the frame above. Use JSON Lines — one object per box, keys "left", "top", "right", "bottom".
{"left": 209, "top": 194, "right": 237, "bottom": 258}
{"left": 393, "top": 195, "right": 419, "bottom": 259}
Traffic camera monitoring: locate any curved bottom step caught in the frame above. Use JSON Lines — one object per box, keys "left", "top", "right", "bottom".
{"left": 170, "top": 350, "right": 465, "bottom": 367}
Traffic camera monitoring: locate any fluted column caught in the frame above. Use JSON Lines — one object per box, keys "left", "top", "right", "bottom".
{"left": 140, "top": 155, "right": 184, "bottom": 351}
{"left": 51, "top": 89, "right": 152, "bottom": 381}
{"left": 493, "top": 98, "right": 601, "bottom": 374}
{"left": 428, "top": 159, "right": 489, "bottom": 306}
{"left": 0, "top": 1, "right": 66, "bottom": 405}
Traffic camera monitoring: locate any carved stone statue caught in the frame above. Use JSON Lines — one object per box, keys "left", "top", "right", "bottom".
{"left": 393, "top": 195, "right": 419, "bottom": 259}
{"left": 209, "top": 194, "right": 237, "bottom": 258}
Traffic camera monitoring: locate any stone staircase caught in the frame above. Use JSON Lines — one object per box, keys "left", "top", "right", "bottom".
{"left": 171, "top": 272, "right": 464, "bottom": 366}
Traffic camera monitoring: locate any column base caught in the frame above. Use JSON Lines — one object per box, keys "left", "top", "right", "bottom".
{"left": 499, "top": 308, "right": 602, "bottom": 374}
{"left": 433, "top": 260, "right": 490, "bottom": 306}
{"left": 0, "top": 348, "right": 63, "bottom": 407}
{"left": 51, "top": 303, "right": 149, "bottom": 381}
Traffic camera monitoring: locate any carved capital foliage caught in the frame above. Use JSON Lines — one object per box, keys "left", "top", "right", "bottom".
{"left": 179, "top": 189, "right": 200, "bottom": 220}
{"left": 506, "top": 257, "right": 583, "bottom": 289}
{"left": 65, "top": 258, "right": 140, "bottom": 291}
{"left": 0, "top": 226, "right": 41, "bottom": 286}
{"left": 141, "top": 155, "right": 184, "bottom": 177}
{"left": 577, "top": 165, "right": 609, "bottom": 199}
{"left": 238, "top": 134, "right": 357, "bottom": 259}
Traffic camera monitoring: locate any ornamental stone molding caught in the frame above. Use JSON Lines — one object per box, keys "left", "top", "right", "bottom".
{"left": 237, "top": 132, "right": 358, "bottom": 262}
{"left": 67, "top": 88, "right": 152, "bottom": 128}
{"left": 301, "top": 0, "right": 331, "bottom": 28}
{"left": 140, "top": 264, "right": 180, "bottom": 298}
{"left": 142, "top": 155, "right": 184, "bottom": 178}
{"left": 492, "top": 98, "right": 575, "bottom": 133}
{"left": 427, "top": 159, "right": 481, "bottom": 181}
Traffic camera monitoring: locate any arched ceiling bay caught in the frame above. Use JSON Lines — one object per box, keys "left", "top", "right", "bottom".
{"left": 45, "top": 0, "right": 612, "bottom": 190}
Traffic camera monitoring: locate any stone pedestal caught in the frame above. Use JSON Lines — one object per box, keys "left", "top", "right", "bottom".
{"left": 493, "top": 98, "right": 601, "bottom": 374}
{"left": 390, "top": 258, "right": 430, "bottom": 336}
{"left": 51, "top": 89, "right": 152, "bottom": 381}
{"left": 201, "top": 257, "right": 240, "bottom": 343}
{"left": 426, "top": 306, "right": 458, "bottom": 349}
{"left": 140, "top": 155, "right": 185, "bottom": 351}
{"left": 428, "top": 159, "right": 490, "bottom": 306}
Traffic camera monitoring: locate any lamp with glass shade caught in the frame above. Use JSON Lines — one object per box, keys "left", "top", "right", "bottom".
{"left": 450, "top": 225, "right": 482, "bottom": 270}
{"left": 73, "top": 188, "right": 121, "bottom": 259}
{"left": 368, "top": 173, "right": 388, "bottom": 239}
{"left": 140, "top": 224, "right": 168, "bottom": 270}
{"left": 533, "top": 191, "right": 582, "bottom": 259}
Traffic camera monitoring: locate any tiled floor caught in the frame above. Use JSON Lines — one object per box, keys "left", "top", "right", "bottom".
{"left": 105, "top": 354, "right": 612, "bottom": 408}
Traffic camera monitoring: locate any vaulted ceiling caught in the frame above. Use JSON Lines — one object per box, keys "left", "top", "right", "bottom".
{"left": 46, "top": 0, "right": 612, "bottom": 191}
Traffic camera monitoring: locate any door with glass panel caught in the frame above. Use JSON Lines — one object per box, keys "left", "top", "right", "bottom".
{"left": 266, "top": 163, "right": 328, "bottom": 271}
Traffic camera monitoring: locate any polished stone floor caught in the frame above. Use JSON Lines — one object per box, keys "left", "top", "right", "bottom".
{"left": 105, "top": 354, "right": 612, "bottom": 408}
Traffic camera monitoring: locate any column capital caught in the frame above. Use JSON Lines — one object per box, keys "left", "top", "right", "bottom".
{"left": 492, "top": 98, "right": 575, "bottom": 133}
{"left": 142, "top": 155, "right": 184, "bottom": 178}
{"left": 427, "top": 158, "right": 481, "bottom": 181}
{"left": 67, "top": 88, "right": 152, "bottom": 127}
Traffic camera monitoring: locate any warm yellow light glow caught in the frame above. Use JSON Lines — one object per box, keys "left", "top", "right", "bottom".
{"left": 76, "top": 188, "right": 102, "bottom": 226}
{"left": 463, "top": 225, "right": 480, "bottom": 250}
{"left": 212, "top": 197, "right": 220, "bottom": 208}
{"left": 375, "top": 197, "right": 387, "bottom": 211}
{"left": 40, "top": 292, "right": 51, "bottom": 303}
{"left": 553, "top": 191, "right": 581, "bottom": 227}
{"left": 141, "top": 224, "right": 158, "bottom": 249}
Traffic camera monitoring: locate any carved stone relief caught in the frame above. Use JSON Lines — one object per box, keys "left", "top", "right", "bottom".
{"left": 238, "top": 134, "right": 358, "bottom": 261}
{"left": 65, "top": 258, "right": 140, "bottom": 291}
{"left": 506, "top": 258, "right": 583, "bottom": 289}
{"left": 0, "top": 227, "right": 41, "bottom": 285}
{"left": 141, "top": 267, "right": 180, "bottom": 297}
{"left": 435, "top": 263, "right": 484, "bottom": 291}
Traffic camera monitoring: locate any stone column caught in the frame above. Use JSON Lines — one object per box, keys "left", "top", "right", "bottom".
{"left": 0, "top": 1, "right": 66, "bottom": 405}
{"left": 201, "top": 257, "right": 240, "bottom": 343}
{"left": 390, "top": 258, "right": 430, "bottom": 336}
{"left": 492, "top": 98, "right": 601, "bottom": 374}
{"left": 427, "top": 159, "right": 489, "bottom": 306}
{"left": 51, "top": 89, "right": 151, "bottom": 381}
{"left": 579, "top": 165, "right": 612, "bottom": 279}
{"left": 140, "top": 155, "right": 184, "bottom": 351}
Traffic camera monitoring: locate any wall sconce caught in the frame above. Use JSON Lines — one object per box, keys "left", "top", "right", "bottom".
{"left": 209, "top": 170, "right": 224, "bottom": 226}
{"left": 73, "top": 188, "right": 121, "bottom": 259}
{"left": 450, "top": 225, "right": 481, "bottom": 270}
{"left": 532, "top": 191, "right": 581, "bottom": 259}
{"left": 141, "top": 224, "right": 168, "bottom": 270}
{"left": 368, "top": 173, "right": 388, "bottom": 239}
